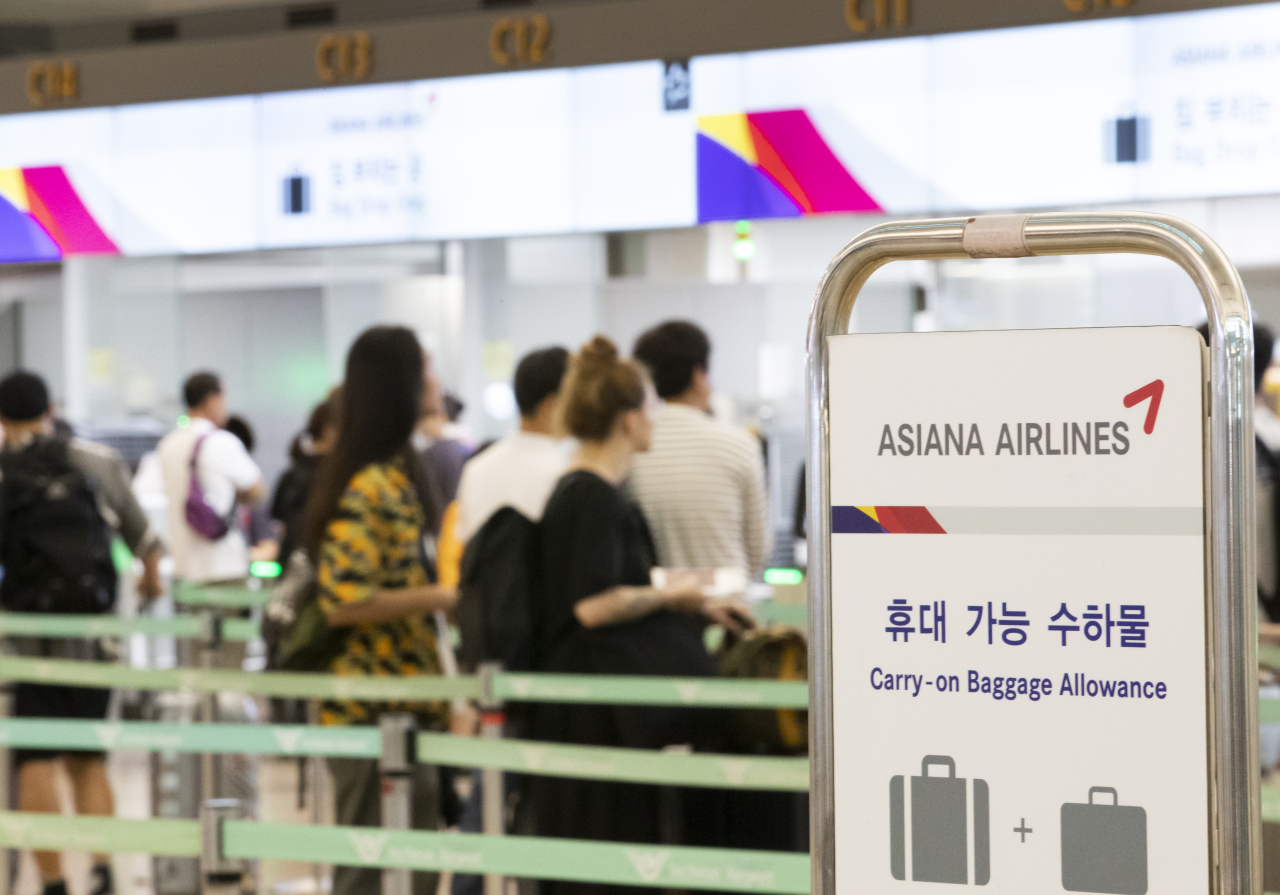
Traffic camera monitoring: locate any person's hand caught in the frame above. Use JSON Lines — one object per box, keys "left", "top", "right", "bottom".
{"left": 430, "top": 586, "right": 459, "bottom": 613}
{"left": 702, "top": 598, "right": 755, "bottom": 635}
{"left": 449, "top": 702, "right": 479, "bottom": 737}
{"left": 137, "top": 565, "right": 163, "bottom": 602}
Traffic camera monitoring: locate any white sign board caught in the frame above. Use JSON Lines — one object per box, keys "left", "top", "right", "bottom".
{"left": 829, "top": 326, "right": 1208, "bottom": 895}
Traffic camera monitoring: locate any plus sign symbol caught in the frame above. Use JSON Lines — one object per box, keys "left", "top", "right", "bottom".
{"left": 1014, "top": 818, "right": 1033, "bottom": 842}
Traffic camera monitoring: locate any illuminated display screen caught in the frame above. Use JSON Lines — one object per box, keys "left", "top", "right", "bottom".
{"left": 1, "top": 2, "right": 1278, "bottom": 260}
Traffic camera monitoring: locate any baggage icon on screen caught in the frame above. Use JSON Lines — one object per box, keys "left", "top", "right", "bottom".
{"left": 890, "top": 755, "right": 989, "bottom": 885}
{"left": 1061, "top": 787, "right": 1147, "bottom": 895}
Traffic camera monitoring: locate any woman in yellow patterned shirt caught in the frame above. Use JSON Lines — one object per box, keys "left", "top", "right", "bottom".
{"left": 303, "top": 325, "right": 456, "bottom": 895}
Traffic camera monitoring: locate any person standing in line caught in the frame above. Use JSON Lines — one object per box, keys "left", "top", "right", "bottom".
{"left": 0, "top": 371, "right": 164, "bottom": 895}
{"left": 304, "top": 326, "right": 457, "bottom": 895}
{"left": 530, "top": 337, "right": 749, "bottom": 895}
{"left": 629, "top": 321, "right": 774, "bottom": 853}
{"left": 455, "top": 347, "right": 573, "bottom": 544}
{"left": 417, "top": 391, "right": 473, "bottom": 504}
{"left": 224, "top": 414, "right": 279, "bottom": 561}
{"left": 271, "top": 391, "right": 340, "bottom": 573}
{"left": 629, "top": 320, "right": 772, "bottom": 578}
{"left": 156, "top": 372, "right": 265, "bottom": 584}
{"left": 448, "top": 346, "right": 572, "bottom": 895}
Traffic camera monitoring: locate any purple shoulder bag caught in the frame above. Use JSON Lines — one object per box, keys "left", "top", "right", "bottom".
{"left": 184, "top": 433, "right": 230, "bottom": 540}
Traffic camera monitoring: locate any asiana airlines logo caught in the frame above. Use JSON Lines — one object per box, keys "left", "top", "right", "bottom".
{"left": 875, "top": 380, "right": 1164, "bottom": 459}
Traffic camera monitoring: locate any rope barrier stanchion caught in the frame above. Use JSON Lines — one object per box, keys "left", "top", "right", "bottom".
{"left": 0, "top": 718, "right": 381, "bottom": 758}
{"left": 750, "top": 603, "right": 806, "bottom": 628}
{"left": 0, "top": 656, "right": 815, "bottom": 710}
{"left": 0, "top": 717, "right": 810, "bottom": 790}
{"left": 198, "top": 611, "right": 224, "bottom": 802}
{"left": 415, "top": 733, "right": 810, "bottom": 791}
{"left": 199, "top": 799, "right": 244, "bottom": 895}
{"left": 491, "top": 673, "right": 809, "bottom": 709}
{"left": 0, "top": 810, "right": 810, "bottom": 892}
{"left": 379, "top": 714, "right": 416, "bottom": 895}
{"left": 221, "top": 821, "right": 811, "bottom": 894}
{"left": 173, "top": 581, "right": 271, "bottom": 610}
{"left": 0, "top": 613, "right": 261, "bottom": 641}
{"left": 477, "top": 664, "right": 505, "bottom": 895}
{"left": 0, "top": 656, "right": 480, "bottom": 703}
{"left": 0, "top": 811, "right": 200, "bottom": 856}
{"left": 0, "top": 683, "right": 10, "bottom": 895}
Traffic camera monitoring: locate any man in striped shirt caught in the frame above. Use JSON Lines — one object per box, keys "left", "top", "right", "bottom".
{"left": 629, "top": 321, "right": 771, "bottom": 577}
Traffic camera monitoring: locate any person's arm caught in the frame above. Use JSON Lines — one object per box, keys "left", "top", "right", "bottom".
{"left": 326, "top": 584, "right": 456, "bottom": 626}
{"left": 317, "top": 477, "right": 455, "bottom": 628}
{"left": 575, "top": 584, "right": 751, "bottom": 632}
{"left": 74, "top": 443, "right": 165, "bottom": 600}
{"left": 213, "top": 432, "right": 265, "bottom": 505}
{"left": 740, "top": 439, "right": 772, "bottom": 578}
{"left": 237, "top": 480, "right": 267, "bottom": 505}
{"left": 138, "top": 548, "right": 163, "bottom": 601}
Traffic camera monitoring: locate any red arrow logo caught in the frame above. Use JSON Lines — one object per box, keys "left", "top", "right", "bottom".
{"left": 1123, "top": 380, "right": 1164, "bottom": 434}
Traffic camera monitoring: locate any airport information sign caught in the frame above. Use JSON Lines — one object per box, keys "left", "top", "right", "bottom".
{"left": 828, "top": 326, "right": 1208, "bottom": 895}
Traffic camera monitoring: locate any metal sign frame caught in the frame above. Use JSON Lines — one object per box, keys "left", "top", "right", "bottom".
{"left": 806, "top": 212, "right": 1260, "bottom": 895}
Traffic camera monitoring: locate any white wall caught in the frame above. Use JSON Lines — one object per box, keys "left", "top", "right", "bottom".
{"left": 181, "top": 288, "right": 327, "bottom": 487}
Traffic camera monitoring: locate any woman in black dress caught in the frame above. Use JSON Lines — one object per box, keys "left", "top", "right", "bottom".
{"left": 531, "top": 336, "right": 749, "bottom": 895}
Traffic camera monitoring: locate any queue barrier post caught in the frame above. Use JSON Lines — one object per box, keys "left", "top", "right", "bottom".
{"left": 380, "top": 713, "right": 416, "bottom": 895}
{"left": 198, "top": 610, "right": 224, "bottom": 803}
{"left": 0, "top": 682, "right": 9, "bottom": 895}
{"left": 199, "top": 798, "right": 243, "bottom": 895}
{"left": 478, "top": 663, "right": 505, "bottom": 895}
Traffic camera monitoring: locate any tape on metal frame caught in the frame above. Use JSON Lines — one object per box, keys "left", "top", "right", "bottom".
{"left": 961, "top": 214, "right": 1032, "bottom": 258}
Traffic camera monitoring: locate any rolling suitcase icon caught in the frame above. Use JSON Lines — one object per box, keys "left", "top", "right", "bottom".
{"left": 890, "top": 755, "right": 989, "bottom": 885}
{"left": 1061, "top": 787, "right": 1147, "bottom": 895}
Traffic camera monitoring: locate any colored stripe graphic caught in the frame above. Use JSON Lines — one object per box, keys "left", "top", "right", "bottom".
{"left": 22, "top": 167, "right": 118, "bottom": 255}
{"left": 0, "top": 167, "right": 119, "bottom": 262}
{"left": 831, "top": 506, "right": 943, "bottom": 533}
{"left": 832, "top": 506, "right": 1202, "bottom": 536}
{"left": 747, "top": 110, "right": 881, "bottom": 214}
{"left": 696, "top": 109, "right": 883, "bottom": 223}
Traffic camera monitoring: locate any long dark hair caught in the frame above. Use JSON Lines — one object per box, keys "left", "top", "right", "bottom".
{"left": 303, "top": 326, "right": 441, "bottom": 553}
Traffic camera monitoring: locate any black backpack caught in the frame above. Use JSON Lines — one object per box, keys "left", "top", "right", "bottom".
{"left": 456, "top": 506, "right": 541, "bottom": 673}
{"left": 0, "top": 437, "right": 118, "bottom": 615}
{"left": 1259, "top": 435, "right": 1280, "bottom": 623}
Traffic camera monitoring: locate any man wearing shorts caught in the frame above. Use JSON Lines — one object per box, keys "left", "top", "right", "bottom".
{"left": 0, "top": 372, "right": 162, "bottom": 895}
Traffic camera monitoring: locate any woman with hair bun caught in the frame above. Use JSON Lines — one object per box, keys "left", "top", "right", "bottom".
{"left": 530, "top": 336, "right": 748, "bottom": 892}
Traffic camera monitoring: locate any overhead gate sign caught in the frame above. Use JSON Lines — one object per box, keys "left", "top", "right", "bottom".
{"left": 828, "top": 326, "right": 1207, "bottom": 895}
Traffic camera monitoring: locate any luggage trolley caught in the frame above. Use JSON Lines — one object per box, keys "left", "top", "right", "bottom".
{"left": 807, "top": 213, "right": 1260, "bottom": 895}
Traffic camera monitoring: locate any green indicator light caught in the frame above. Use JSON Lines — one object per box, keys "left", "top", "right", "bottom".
{"left": 764, "top": 568, "right": 803, "bottom": 586}
{"left": 250, "top": 560, "right": 282, "bottom": 579}
{"left": 735, "top": 219, "right": 752, "bottom": 236}
{"left": 732, "top": 238, "right": 756, "bottom": 261}
{"left": 176, "top": 415, "right": 190, "bottom": 428}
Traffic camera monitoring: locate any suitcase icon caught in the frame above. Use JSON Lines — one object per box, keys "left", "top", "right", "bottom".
{"left": 1061, "top": 787, "right": 1147, "bottom": 895}
{"left": 890, "top": 755, "right": 990, "bottom": 885}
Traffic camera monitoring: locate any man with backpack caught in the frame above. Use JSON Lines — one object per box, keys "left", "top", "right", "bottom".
{"left": 450, "top": 346, "right": 572, "bottom": 895}
{"left": 0, "top": 371, "right": 163, "bottom": 895}
{"left": 157, "top": 372, "right": 264, "bottom": 585}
